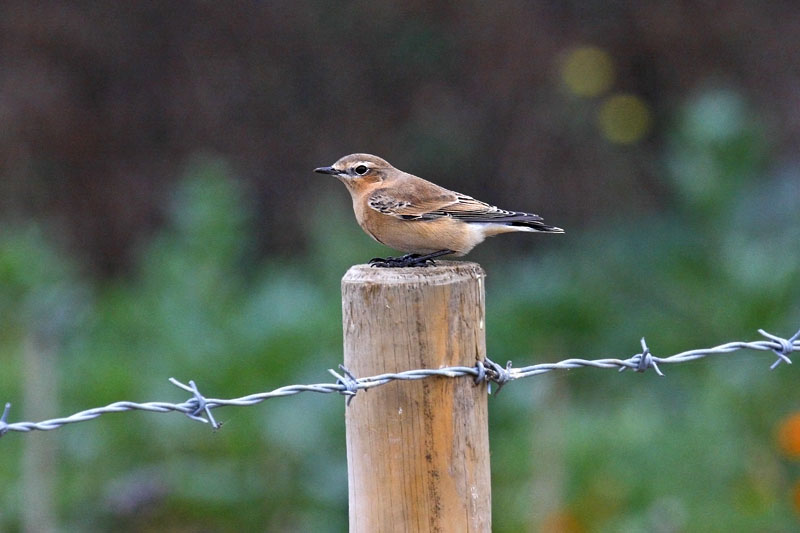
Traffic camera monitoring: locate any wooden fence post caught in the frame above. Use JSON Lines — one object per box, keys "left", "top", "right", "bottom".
{"left": 341, "top": 262, "right": 491, "bottom": 532}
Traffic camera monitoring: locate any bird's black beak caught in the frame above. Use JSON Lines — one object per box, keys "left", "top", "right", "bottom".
{"left": 314, "top": 166, "right": 341, "bottom": 175}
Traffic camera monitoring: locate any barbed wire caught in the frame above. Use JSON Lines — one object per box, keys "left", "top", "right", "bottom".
{"left": 1, "top": 327, "right": 797, "bottom": 438}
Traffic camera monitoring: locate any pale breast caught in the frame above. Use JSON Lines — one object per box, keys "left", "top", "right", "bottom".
{"left": 361, "top": 211, "right": 483, "bottom": 255}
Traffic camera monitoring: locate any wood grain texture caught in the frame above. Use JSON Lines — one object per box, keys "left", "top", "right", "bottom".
{"left": 342, "top": 261, "right": 490, "bottom": 532}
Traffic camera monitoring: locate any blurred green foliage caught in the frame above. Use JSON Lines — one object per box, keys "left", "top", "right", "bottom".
{"left": 1, "top": 90, "right": 799, "bottom": 531}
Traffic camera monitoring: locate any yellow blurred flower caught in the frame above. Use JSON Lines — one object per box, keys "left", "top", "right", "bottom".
{"left": 597, "top": 94, "right": 653, "bottom": 144}
{"left": 562, "top": 46, "right": 615, "bottom": 98}
{"left": 777, "top": 412, "right": 800, "bottom": 458}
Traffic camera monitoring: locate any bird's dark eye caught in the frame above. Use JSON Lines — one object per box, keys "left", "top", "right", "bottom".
{"left": 354, "top": 165, "right": 368, "bottom": 175}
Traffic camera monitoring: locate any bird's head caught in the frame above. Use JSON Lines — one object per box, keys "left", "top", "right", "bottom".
{"left": 314, "top": 154, "right": 393, "bottom": 189}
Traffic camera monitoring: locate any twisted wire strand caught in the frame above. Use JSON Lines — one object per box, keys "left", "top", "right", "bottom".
{"left": 1, "top": 328, "right": 796, "bottom": 437}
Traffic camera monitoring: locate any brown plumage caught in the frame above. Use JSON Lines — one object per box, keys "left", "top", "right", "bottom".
{"left": 315, "top": 153, "right": 563, "bottom": 266}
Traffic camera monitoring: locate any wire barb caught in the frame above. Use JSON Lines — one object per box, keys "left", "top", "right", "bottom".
{"left": 329, "top": 365, "right": 359, "bottom": 406}
{"left": 1, "top": 327, "right": 797, "bottom": 438}
{"left": 758, "top": 328, "right": 797, "bottom": 369}
{"left": 484, "top": 357, "right": 513, "bottom": 395}
{"left": 619, "top": 337, "right": 664, "bottom": 376}
{"left": 168, "top": 378, "right": 220, "bottom": 429}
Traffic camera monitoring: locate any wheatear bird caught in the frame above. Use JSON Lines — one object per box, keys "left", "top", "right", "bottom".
{"left": 315, "top": 154, "right": 564, "bottom": 267}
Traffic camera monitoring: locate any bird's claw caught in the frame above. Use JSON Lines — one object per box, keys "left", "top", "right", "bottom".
{"left": 369, "top": 254, "right": 436, "bottom": 268}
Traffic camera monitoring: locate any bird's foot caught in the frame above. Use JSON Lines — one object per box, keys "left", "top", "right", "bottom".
{"left": 368, "top": 250, "right": 454, "bottom": 268}
{"left": 369, "top": 253, "right": 432, "bottom": 268}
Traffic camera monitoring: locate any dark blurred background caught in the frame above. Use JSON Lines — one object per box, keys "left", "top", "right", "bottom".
{"left": 1, "top": 1, "right": 799, "bottom": 531}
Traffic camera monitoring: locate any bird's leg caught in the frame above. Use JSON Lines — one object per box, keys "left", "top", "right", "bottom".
{"left": 369, "top": 250, "right": 453, "bottom": 268}
{"left": 412, "top": 249, "right": 453, "bottom": 266}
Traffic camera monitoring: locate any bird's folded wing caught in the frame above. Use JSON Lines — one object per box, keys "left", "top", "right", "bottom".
{"left": 440, "top": 195, "right": 544, "bottom": 222}
{"left": 367, "top": 189, "right": 452, "bottom": 219}
{"left": 368, "top": 187, "right": 543, "bottom": 223}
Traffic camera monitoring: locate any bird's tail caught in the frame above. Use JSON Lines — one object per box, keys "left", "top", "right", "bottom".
{"left": 471, "top": 211, "right": 564, "bottom": 233}
{"left": 508, "top": 219, "right": 564, "bottom": 233}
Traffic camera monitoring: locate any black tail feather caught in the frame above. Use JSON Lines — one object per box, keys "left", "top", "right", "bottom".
{"left": 466, "top": 212, "right": 564, "bottom": 233}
